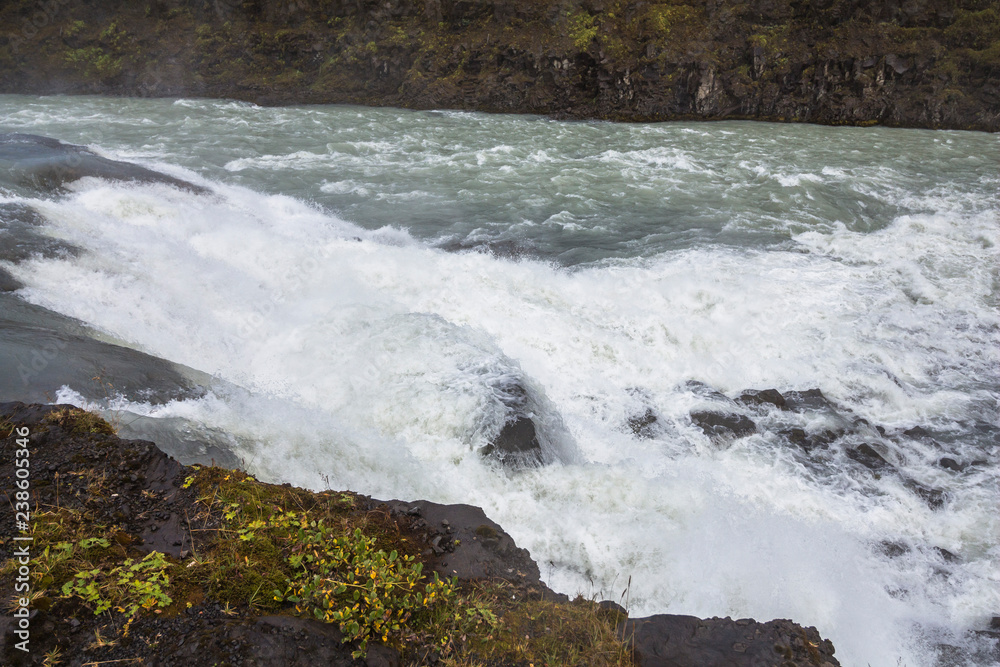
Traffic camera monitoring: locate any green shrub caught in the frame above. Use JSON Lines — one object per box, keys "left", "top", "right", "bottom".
{"left": 272, "top": 516, "right": 457, "bottom": 657}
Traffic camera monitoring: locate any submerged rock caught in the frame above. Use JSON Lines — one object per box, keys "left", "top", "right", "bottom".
{"left": 846, "top": 443, "right": 893, "bottom": 472}
{"left": 903, "top": 426, "right": 932, "bottom": 440}
{"left": 783, "top": 388, "right": 838, "bottom": 413}
{"left": 690, "top": 410, "right": 757, "bottom": 440}
{"left": 780, "top": 427, "right": 839, "bottom": 453}
{"left": 0, "top": 267, "right": 21, "bottom": 292}
{"left": 682, "top": 380, "right": 733, "bottom": 404}
{"left": 939, "top": 457, "right": 964, "bottom": 472}
{"left": 737, "top": 388, "right": 787, "bottom": 409}
{"left": 877, "top": 541, "right": 911, "bottom": 558}
{"left": 0, "top": 133, "right": 209, "bottom": 194}
{"left": 627, "top": 407, "right": 659, "bottom": 439}
{"left": 0, "top": 202, "right": 81, "bottom": 264}
{"left": 0, "top": 294, "right": 207, "bottom": 406}
{"left": 479, "top": 380, "right": 545, "bottom": 466}
{"left": 904, "top": 478, "right": 947, "bottom": 510}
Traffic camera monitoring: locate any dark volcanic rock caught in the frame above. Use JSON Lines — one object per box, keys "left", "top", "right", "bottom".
{"left": 846, "top": 443, "right": 893, "bottom": 472}
{"left": 738, "top": 388, "right": 787, "bottom": 409}
{"left": 0, "top": 267, "right": 22, "bottom": 292}
{"left": 480, "top": 380, "right": 544, "bottom": 466}
{"left": 628, "top": 407, "right": 659, "bottom": 439}
{"left": 623, "top": 614, "right": 840, "bottom": 667}
{"left": 780, "top": 427, "right": 839, "bottom": 452}
{"left": 0, "top": 295, "right": 207, "bottom": 406}
{"left": 783, "top": 388, "right": 837, "bottom": 413}
{"left": 903, "top": 426, "right": 932, "bottom": 440}
{"left": 376, "top": 499, "right": 544, "bottom": 587}
{"left": 492, "top": 416, "right": 540, "bottom": 456}
{"left": 0, "top": 133, "right": 209, "bottom": 194}
{"left": 904, "top": 478, "right": 947, "bottom": 510}
{"left": 0, "top": 401, "right": 196, "bottom": 559}
{"left": 135, "top": 614, "right": 369, "bottom": 666}
{"left": 0, "top": 202, "right": 81, "bottom": 264}
{"left": 690, "top": 411, "right": 757, "bottom": 440}
{"left": 939, "top": 457, "right": 964, "bottom": 472}
{"left": 682, "top": 380, "right": 733, "bottom": 404}
{"left": 878, "top": 540, "right": 910, "bottom": 558}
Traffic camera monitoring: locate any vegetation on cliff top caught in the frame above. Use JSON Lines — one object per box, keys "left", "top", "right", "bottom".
{"left": 0, "top": 0, "right": 997, "bottom": 129}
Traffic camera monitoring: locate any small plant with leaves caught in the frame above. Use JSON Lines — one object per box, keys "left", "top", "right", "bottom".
{"left": 273, "top": 518, "right": 457, "bottom": 657}
{"left": 61, "top": 550, "right": 173, "bottom": 618}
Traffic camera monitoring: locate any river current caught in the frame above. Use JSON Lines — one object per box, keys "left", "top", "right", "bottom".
{"left": 1, "top": 95, "right": 998, "bottom": 666}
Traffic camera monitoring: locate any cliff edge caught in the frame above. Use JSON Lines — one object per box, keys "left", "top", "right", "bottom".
{"left": 0, "top": 402, "right": 840, "bottom": 666}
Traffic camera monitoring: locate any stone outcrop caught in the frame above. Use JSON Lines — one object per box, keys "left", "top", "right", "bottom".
{"left": 0, "top": 0, "right": 996, "bottom": 131}
{"left": 0, "top": 133, "right": 208, "bottom": 193}
{"left": 625, "top": 614, "right": 839, "bottom": 667}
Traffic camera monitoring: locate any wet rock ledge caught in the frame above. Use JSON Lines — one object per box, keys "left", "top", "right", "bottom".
{"left": 1, "top": 402, "right": 839, "bottom": 666}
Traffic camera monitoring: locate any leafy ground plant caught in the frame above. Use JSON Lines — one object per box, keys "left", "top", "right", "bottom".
{"left": 190, "top": 468, "right": 462, "bottom": 658}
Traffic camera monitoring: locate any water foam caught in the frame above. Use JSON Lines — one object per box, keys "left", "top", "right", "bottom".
{"left": 2, "top": 97, "right": 998, "bottom": 665}
{"left": 4, "top": 170, "right": 997, "bottom": 666}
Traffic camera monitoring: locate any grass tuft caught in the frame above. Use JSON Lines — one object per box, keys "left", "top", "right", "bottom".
{"left": 44, "top": 408, "right": 117, "bottom": 436}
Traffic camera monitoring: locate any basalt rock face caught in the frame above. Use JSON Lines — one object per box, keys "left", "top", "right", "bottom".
{"left": 0, "top": 0, "right": 996, "bottom": 131}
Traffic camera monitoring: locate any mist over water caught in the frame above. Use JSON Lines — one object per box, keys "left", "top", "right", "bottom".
{"left": 2, "top": 95, "right": 998, "bottom": 666}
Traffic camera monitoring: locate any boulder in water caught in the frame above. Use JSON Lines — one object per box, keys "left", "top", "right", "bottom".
{"left": 938, "top": 457, "right": 964, "bottom": 472}
{"left": 783, "top": 388, "right": 837, "bottom": 412}
{"left": 737, "top": 388, "right": 787, "bottom": 409}
{"left": 0, "top": 267, "right": 21, "bottom": 292}
{"left": 627, "top": 407, "right": 659, "bottom": 439}
{"left": 780, "top": 427, "right": 838, "bottom": 452}
{"left": 681, "top": 380, "right": 733, "bottom": 404}
{"left": 904, "top": 478, "right": 947, "bottom": 509}
{"left": 479, "top": 380, "right": 544, "bottom": 466}
{"left": 690, "top": 411, "right": 757, "bottom": 440}
{"left": 846, "top": 443, "right": 893, "bottom": 472}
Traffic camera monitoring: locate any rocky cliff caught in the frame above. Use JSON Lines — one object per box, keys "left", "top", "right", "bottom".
{"left": 0, "top": 0, "right": 997, "bottom": 131}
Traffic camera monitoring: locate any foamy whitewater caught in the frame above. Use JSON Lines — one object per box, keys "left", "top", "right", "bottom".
{"left": 2, "top": 95, "right": 999, "bottom": 666}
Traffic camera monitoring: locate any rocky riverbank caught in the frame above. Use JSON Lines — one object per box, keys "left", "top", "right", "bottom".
{"left": 1, "top": 402, "right": 840, "bottom": 666}
{"left": 0, "top": 0, "right": 997, "bottom": 131}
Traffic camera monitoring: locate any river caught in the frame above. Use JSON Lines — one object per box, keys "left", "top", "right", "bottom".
{"left": 1, "top": 95, "right": 998, "bottom": 666}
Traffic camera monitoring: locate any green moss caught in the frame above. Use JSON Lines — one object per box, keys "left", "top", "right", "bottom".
{"left": 967, "top": 40, "right": 1000, "bottom": 67}
{"left": 945, "top": 8, "right": 1000, "bottom": 50}
{"left": 64, "top": 20, "right": 86, "bottom": 37}
{"left": 387, "top": 25, "right": 410, "bottom": 46}
{"left": 568, "top": 11, "right": 598, "bottom": 50}
{"left": 645, "top": 4, "right": 699, "bottom": 37}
